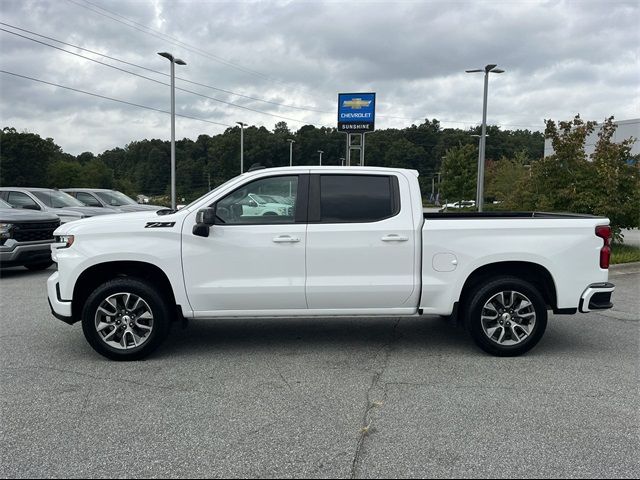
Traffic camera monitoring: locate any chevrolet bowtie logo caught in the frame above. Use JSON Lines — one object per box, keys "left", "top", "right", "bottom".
{"left": 343, "top": 98, "right": 371, "bottom": 109}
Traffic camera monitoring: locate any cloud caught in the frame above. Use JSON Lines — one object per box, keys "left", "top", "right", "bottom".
{"left": 0, "top": 0, "right": 638, "bottom": 154}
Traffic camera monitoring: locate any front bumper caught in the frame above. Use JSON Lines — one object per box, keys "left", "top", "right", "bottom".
{"left": 579, "top": 282, "right": 615, "bottom": 313}
{"left": 0, "top": 241, "right": 53, "bottom": 267}
{"left": 47, "top": 271, "right": 74, "bottom": 323}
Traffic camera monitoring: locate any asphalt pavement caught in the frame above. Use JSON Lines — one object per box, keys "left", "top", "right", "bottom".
{"left": 0, "top": 265, "right": 638, "bottom": 478}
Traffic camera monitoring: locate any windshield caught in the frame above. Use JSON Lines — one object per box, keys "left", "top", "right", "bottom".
{"left": 95, "top": 191, "right": 138, "bottom": 206}
{"left": 0, "top": 198, "right": 13, "bottom": 208}
{"left": 32, "top": 190, "right": 84, "bottom": 208}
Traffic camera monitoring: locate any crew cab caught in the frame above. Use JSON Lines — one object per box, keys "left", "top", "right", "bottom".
{"left": 47, "top": 167, "right": 615, "bottom": 360}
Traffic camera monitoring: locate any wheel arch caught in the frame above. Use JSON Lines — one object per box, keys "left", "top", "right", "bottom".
{"left": 459, "top": 261, "right": 558, "bottom": 314}
{"left": 72, "top": 261, "right": 178, "bottom": 323}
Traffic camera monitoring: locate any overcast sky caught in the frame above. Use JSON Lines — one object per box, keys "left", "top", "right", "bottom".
{"left": 0, "top": 0, "right": 638, "bottom": 155}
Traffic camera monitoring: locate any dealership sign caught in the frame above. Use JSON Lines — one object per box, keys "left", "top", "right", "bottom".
{"left": 338, "top": 93, "right": 376, "bottom": 133}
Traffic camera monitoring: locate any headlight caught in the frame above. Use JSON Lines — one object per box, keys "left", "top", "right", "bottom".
{"left": 55, "top": 235, "right": 75, "bottom": 248}
{"left": 0, "top": 223, "right": 13, "bottom": 240}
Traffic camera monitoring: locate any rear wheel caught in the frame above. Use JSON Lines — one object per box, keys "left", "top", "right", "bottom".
{"left": 81, "top": 278, "right": 172, "bottom": 361}
{"left": 464, "top": 277, "right": 547, "bottom": 356}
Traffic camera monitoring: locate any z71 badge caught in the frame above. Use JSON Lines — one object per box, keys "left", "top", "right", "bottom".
{"left": 145, "top": 222, "right": 176, "bottom": 228}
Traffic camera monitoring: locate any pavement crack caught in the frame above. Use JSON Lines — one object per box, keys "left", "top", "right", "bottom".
{"left": 2, "top": 365, "right": 177, "bottom": 392}
{"left": 350, "top": 318, "right": 401, "bottom": 479}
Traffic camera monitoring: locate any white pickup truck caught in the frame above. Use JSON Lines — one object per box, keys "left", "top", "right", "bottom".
{"left": 47, "top": 167, "right": 615, "bottom": 360}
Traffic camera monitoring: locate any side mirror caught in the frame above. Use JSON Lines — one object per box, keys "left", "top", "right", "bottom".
{"left": 193, "top": 206, "right": 216, "bottom": 238}
{"left": 248, "top": 200, "right": 258, "bottom": 208}
{"left": 196, "top": 207, "right": 216, "bottom": 225}
{"left": 192, "top": 223, "right": 210, "bottom": 238}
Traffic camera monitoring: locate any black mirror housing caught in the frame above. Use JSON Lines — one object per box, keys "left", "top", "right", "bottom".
{"left": 192, "top": 223, "right": 210, "bottom": 237}
{"left": 196, "top": 207, "right": 216, "bottom": 225}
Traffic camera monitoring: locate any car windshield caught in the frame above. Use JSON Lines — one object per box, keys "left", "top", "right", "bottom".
{"left": 32, "top": 190, "right": 84, "bottom": 208}
{"left": 95, "top": 191, "right": 138, "bottom": 206}
{"left": 0, "top": 198, "right": 13, "bottom": 208}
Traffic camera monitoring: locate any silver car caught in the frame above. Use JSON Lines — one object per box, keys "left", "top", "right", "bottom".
{"left": 63, "top": 188, "right": 164, "bottom": 213}
{"left": 0, "top": 187, "right": 115, "bottom": 223}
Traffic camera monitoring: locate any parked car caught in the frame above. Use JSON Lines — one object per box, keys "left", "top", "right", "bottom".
{"left": 48, "top": 167, "right": 614, "bottom": 360}
{"left": 63, "top": 189, "right": 164, "bottom": 213}
{"left": 0, "top": 198, "right": 60, "bottom": 270}
{"left": 439, "top": 200, "right": 476, "bottom": 212}
{"left": 0, "top": 188, "right": 115, "bottom": 223}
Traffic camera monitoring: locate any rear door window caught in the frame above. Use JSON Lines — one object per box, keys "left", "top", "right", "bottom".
{"left": 316, "top": 175, "right": 399, "bottom": 223}
{"left": 76, "top": 192, "right": 102, "bottom": 207}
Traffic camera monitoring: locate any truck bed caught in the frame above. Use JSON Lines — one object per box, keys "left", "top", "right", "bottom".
{"left": 424, "top": 211, "right": 604, "bottom": 220}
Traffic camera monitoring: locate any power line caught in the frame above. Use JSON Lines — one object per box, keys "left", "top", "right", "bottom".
{"left": 0, "top": 22, "right": 331, "bottom": 114}
{"left": 0, "top": 70, "right": 233, "bottom": 127}
{"left": 0, "top": 27, "right": 328, "bottom": 126}
{"left": 65, "top": 0, "right": 278, "bottom": 83}
{"left": 68, "top": 1, "right": 539, "bottom": 128}
{"left": 0, "top": 25, "right": 543, "bottom": 131}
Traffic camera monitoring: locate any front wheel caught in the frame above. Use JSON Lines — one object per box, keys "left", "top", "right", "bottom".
{"left": 464, "top": 277, "right": 547, "bottom": 357}
{"left": 81, "top": 278, "right": 172, "bottom": 361}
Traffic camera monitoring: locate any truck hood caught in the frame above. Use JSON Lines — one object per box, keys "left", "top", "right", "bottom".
{"left": 55, "top": 210, "right": 182, "bottom": 235}
{"left": 0, "top": 208, "right": 60, "bottom": 223}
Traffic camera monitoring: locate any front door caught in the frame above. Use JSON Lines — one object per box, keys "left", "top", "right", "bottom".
{"left": 182, "top": 174, "right": 308, "bottom": 315}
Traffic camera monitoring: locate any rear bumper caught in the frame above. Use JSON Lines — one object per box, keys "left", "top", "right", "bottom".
{"left": 0, "top": 241, "right": 53, "bottom": 267}
{"left": 579, "top": 282, "right": 615, "bottom": 313}
{"left": 47, "top": 271, "right": 75, "bottom": 323}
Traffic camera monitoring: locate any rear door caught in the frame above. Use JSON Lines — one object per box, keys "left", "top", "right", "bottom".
{"left": 305, "top": 172, "right": 417, "bottom": 310}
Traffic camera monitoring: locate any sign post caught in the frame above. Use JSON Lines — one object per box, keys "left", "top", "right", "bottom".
{"left": 338, "top": 93, "right": 376, "bottom": 166}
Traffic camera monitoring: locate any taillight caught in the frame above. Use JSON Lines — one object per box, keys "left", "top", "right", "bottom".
{"left": 595, "top": 225, "right": 612, "bottom": 269}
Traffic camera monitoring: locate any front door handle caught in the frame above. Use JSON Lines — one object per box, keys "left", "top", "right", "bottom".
{"left": 273, "top": 235, "right": 301, "bottom": 243}
{"left": 381, "top": 234, "right": 409, "bottom": 242}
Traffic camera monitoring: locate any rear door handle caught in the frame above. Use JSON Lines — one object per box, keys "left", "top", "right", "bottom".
{"left": 381, "top": 234, "right": 409, "bottom": 242}
{"left": 273, "top": 235, "right": 301, "bottom": 243}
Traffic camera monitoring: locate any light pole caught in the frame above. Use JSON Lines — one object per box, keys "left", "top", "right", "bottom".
{"left": 236, "top": 122, "right": 247, "bottom": 174}
{"left": 339, "top": 157, "right": 345, "bottom": 166}
{"left": 466, "top": 64, "right": 504, "bottom": 212}
{"left": 287, "top": 139, "right": 295, "bottom": 166}
{"left": 158, "top": 52, "right": 186, "bottom": 210}
{"left": 317, "top": 150, "right": 323, "bottom": 166}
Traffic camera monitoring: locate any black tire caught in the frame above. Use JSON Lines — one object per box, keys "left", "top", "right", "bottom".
{"left": 464, "top": 276, "right": 547, "bottom": 357}
{"left": 81, "top": 277, "right": 172, "bottom": 361}
{"left": 25, "top": 261, "right": 54, "bottom": 271}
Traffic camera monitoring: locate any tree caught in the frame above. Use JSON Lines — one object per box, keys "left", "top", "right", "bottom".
{"left": 511, "top": 115, "right": 639, "bottom": 239}
{"left": 485, "top": 151, "right": 530, "bottom": 204}
{"left": 439, "top": 144, "right": 477, "bottom": 203}
{"left": 0, "top": 127, "right": 63, "bottom": 187}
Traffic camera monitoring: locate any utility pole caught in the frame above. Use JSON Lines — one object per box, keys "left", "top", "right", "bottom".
{"left": 236, "top": 122, "right": 246, "bottom": 174}
{"left": 287, "top": 139, "right": 295, "bottom": 166}
{"left": 465, "top": 64, "right": 504, "bottom": 212}
{"left": 318, "top": 150, "right": 323, "bottom": 166}
{"left": 158, "top": 52, "right": 186, "bottom": 210}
